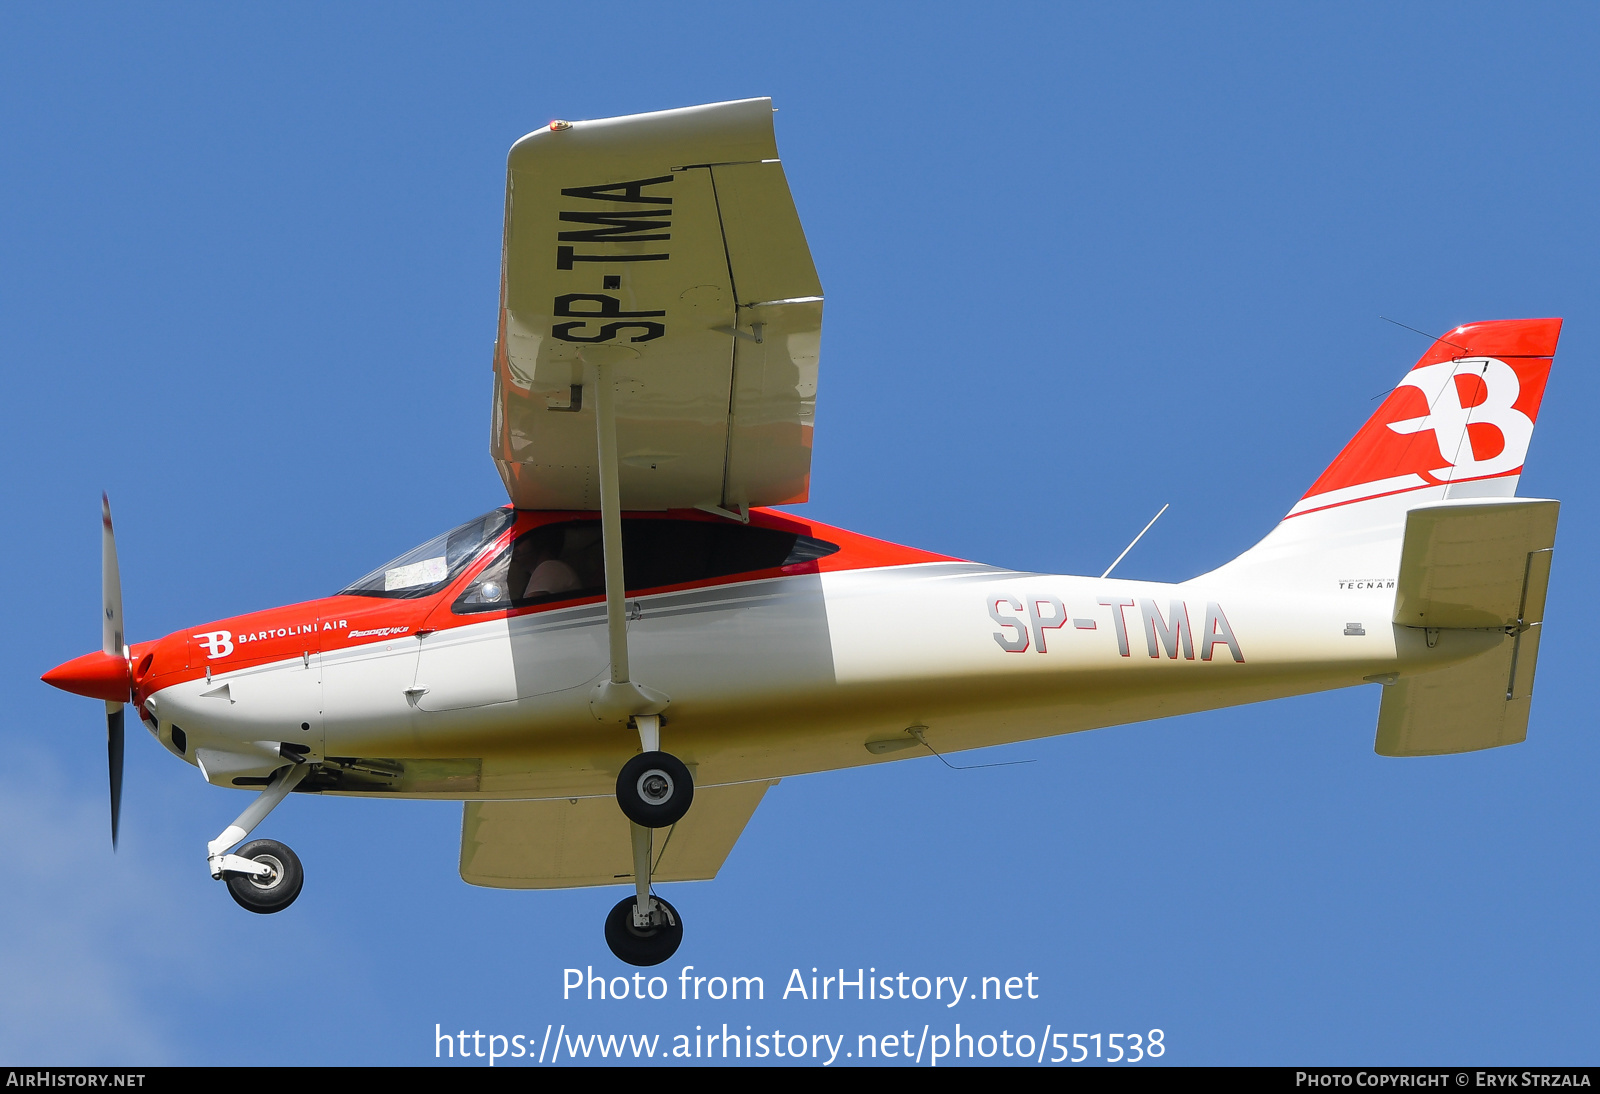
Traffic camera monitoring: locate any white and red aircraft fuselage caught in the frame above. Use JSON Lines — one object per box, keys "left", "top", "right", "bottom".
{"left": 42, "top": 99, "right": 1562, "bottom": 967}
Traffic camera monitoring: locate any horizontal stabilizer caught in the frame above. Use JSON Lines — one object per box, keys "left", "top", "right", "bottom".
{"left": 1392, "top": 499, "right": 1557, "bottom": 629}
{"left": 1374, "top": 630, "right": 1540, "bottom": 756}
{"left": 459, "top": 779, "right": 774, "bottom": 889}
{"left": 1377, "top": 498, "right": 1555, "bottom": 756}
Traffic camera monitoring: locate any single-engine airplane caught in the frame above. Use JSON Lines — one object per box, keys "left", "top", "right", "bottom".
{"left": 44, "top": 98, "right": 1562, "bottom": 966}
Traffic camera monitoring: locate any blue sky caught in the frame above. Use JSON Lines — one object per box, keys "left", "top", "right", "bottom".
{"left": 5, "top": 2, "right": 1600, "bottom": 1065}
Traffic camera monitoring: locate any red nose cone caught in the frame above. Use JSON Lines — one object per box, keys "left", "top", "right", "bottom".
{"left": 42, "top": 650, "right": 132, "bottom": 702}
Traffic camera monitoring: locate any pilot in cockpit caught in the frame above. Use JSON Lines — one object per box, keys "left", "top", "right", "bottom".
{"left": 524, "top": 548, "right": 580, "bottom": 597}
{"left": 514, "top": 525, "right": 595, "bottom": 599}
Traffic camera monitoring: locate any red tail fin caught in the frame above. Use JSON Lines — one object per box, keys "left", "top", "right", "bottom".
{"left": 1288, "top": 318, "right": 1561, "bottom": 519}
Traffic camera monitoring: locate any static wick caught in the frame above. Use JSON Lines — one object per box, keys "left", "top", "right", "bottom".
{"left": 1101, "top": 503, "right": 1169, "bottom": 580}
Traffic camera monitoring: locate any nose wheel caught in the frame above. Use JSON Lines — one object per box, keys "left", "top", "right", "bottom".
{"left": 223, "top": 838, "right": 304, "bottom": 914}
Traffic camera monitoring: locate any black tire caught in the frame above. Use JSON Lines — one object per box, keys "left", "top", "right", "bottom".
{"left": 616, "top": 751, "right": 694, "bottom": 828}
{"left": 604, "top": 895, "right": 683, "bottom": 967}
{"left": 224, "top": 838, "right": 304, "bottom": 914}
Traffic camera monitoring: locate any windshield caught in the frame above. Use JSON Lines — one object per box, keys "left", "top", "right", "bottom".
{"left": 337, "top": 507, "right": 516, "bottom": 599}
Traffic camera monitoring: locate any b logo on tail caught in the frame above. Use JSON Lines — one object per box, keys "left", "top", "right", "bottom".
{"left": 1387, "top": 357, "right": 1533, "bottom": 481}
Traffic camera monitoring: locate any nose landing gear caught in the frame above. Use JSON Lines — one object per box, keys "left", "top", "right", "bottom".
{"left": 206, "top": 762, "right": 309, "bottom": 914}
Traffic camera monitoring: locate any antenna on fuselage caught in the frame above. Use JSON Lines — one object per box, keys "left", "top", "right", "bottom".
{"left": 1100, "top": 503, "right": 1169, "bottom": 580}
{"left": 1379, "top": 315, "right": 1468, "bottom": 353}
{"left": 907, "top": 726, "right": 1034, "bottom": 771}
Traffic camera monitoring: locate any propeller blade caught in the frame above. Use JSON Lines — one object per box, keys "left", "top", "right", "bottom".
{"left": 102, "top": 494, "right": 124, "bottom": 659}
{"left": 106, "top": 701, "right": 124, "bottom": 848}
{"left": 101, "top": 495, "right": 128, "bottom": 850}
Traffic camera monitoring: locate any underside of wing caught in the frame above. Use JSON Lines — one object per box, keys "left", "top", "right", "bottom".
{"left": 492, "top": 98, "right": 823, "bottom": 512}
{"left": 459, "top": 780, "right": 776, "bottom": 890}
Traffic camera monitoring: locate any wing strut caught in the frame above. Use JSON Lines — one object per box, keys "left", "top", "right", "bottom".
{"left": 588, "top": 360, "right": 671, "bottom": 726}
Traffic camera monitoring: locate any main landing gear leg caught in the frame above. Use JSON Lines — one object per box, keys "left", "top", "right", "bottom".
{"left": 206, "top": 762, "right": 309, "bottom": 914}
{"left": 603, "top": 820, "right": 683, "bottom": 967}
{"left": 602, "top": 714, "right": 686, "bottom": 966}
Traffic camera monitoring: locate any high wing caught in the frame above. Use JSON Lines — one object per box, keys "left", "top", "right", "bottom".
{"left": 459, "top": 781, "right": 776, "bottom": 890}
{"left": 491, "top": 98, "right": 823, "bottom": 513}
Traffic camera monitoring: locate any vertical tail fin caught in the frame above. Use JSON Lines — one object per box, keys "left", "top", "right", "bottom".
{"left": 1211, "top": 318, "right": 1561, "bottom": 584}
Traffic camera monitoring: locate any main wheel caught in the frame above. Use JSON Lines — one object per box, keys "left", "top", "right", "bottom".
{"left": 604, "top": 895, "right": 683, "bottom": 966}
{"left": 224, "top": 838, "right": 304, "bottom": 914}
{"left": 616, "top": 751, "right": 694, "bottom": 828}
